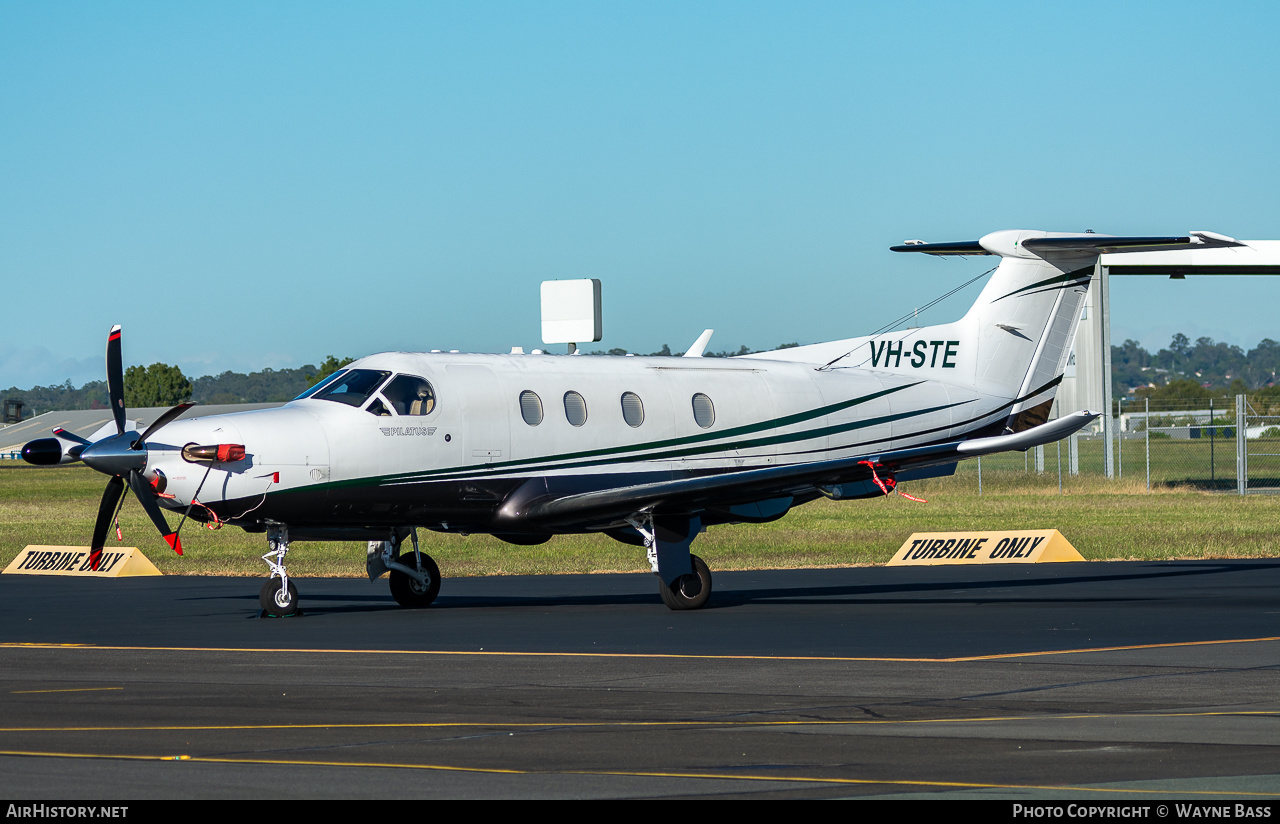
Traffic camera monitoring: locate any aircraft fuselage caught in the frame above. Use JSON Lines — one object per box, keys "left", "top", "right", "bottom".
{"left": 148, "top": 351, "right": 1001, "bottom": 539}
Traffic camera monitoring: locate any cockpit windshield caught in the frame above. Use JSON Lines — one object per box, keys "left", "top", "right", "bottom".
{"left": 293, "top": 369, "right": 349, "bottom": 401}
{"left": 312, "top": 369, "right": 391, "bottom": 407}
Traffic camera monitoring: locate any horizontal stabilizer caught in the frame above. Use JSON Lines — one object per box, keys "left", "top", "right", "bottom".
{"left": 892, "top": 231, "right": 1243, "bottom": 259}
{"left": 1022, "top": 232, "right": 1243, "bottom": 254}
{"left": 890, "top": 240, "right": 991, "bottom": 256}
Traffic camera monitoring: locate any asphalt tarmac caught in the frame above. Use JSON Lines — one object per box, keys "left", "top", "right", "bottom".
{"left": 1, "top": 560, "right": 1279, "bottom": 800}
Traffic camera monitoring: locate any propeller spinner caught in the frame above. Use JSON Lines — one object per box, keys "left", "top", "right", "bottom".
{"left": 21, "top": 326, "right": 194, "bottom": 569}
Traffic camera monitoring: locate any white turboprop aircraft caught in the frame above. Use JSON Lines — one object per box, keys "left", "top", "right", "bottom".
{"left": 21, "top": 229, "right": 1243, "bottom": 614}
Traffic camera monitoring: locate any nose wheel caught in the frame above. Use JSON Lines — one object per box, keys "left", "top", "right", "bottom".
{"left": 259, "top": 577, "right": 299, "bottom": 617}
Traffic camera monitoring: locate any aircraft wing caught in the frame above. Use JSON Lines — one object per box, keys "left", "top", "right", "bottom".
{"left": 525, "top": 411, "right": 1097, "bottom": 528}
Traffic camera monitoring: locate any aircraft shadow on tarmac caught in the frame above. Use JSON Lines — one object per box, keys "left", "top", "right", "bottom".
{"left": 703, "top": 561, "right": 1280, "bottom": 609}
{"left": 180, "top": 560, "right": 1280, "bottom": 615}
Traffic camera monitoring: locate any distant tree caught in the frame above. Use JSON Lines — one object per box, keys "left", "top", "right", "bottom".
{"left": 124, "top": 363, "right": 193, "bottom": 408}
{"left": 1112, "top": 338, "right": 1154, "bottom": 395}
{"left": 194, "top": 365, "right": 318, "bottom": 403}
{"left": 705, "top": 345, "right": 757, "bottom": 358}
{"left": 1155, "top": 333, "right": 1194, "bottom": 377}
{"left": 306, "top": 356, "right": 355, "bottom": 384}
{"left": 1246, "top": 338, "right": 1280, "bottom": 387}
{"left": 1134, "top": 378, "right": 1212, "bottom": 403}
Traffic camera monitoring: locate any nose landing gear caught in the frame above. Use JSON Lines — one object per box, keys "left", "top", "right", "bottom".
{"left": 259, "top": 522, "right": 300, "bottom": 617}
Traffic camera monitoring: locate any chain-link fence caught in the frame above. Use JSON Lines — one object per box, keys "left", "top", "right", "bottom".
{"left": 965, "top": 395, "right": 1280, "bottom": 494}
{"left": 1128, "top": 396, "right": 1239, "bottom": 491}
{"left": 1244, "top": 407, "right": 1280, "bottom": 493}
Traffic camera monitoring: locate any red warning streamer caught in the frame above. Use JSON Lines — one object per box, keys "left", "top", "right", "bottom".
{"left": 858, "top": 460, "right": 927, "bottom": 503}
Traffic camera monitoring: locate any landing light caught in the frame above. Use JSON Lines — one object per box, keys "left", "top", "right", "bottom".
{"left": 182, "top": 443, "right": 247, "bottom": 463}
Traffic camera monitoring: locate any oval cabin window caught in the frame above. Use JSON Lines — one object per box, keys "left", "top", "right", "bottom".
{"left": 519, "top": 390, "right": 544, "bottom": 426}
{"left": 692, "top": 393, "right": 715, "bottom": 428}
{"left": 564, "top": 391, "right": 587, "bottom": 427}
{"left": 621, "top": 392, "right": 645, "bottom": 428}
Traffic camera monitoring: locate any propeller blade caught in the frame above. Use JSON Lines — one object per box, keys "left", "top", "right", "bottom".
{"left": 136, "top": 402, "right": 196, "bottom": 446}
{"left": 90, "top": 475, "right": 127, "bottom": 571}
{"left": 53, "top": 427, "right": 91, "bottom": 446}
{"left": 106, "top": 325, "right": 126, "bottom": 436}
{"left": 127, "top": 470, "right": 183, "bottom": 556}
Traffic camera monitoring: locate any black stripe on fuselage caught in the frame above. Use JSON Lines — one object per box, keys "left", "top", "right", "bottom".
{"left": 193, "top": 378, "right": 1062, "bottom": 533}
{"left": 990, "top": 266, "right": 1092, "bottom": 303}
{"left": 314, "top": 381, "right": 923, "bottom": 491}
{"left": 762, "top": 374, "right": 1063, "bottom": 462}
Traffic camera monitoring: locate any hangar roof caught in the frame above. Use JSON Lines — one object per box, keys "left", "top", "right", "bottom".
{"left": 1103, "top": 240, "right": 1280, "bottom": 275}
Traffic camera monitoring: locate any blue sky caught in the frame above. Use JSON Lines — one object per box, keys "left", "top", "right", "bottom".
{"left": 3, "top": 1, "right": 1278, "bottom": 388}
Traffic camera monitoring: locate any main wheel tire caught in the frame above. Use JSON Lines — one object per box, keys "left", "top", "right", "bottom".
{"left": 389, "top": 553, "right": 441, "bottom": 608}
{"left": 658, "top": 554, "right": 712, "bottom": 611}
{"left": 259, "top": 577, "right": 299, "bottom": 617}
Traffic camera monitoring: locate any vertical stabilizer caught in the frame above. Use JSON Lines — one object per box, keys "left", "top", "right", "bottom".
{"left": 745, "top": 228, "right": 1241, "bottom": 431}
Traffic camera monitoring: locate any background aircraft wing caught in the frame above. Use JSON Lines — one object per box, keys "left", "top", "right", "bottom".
{"left": 525, "top": 411, "right": 1097, "bottom": 528}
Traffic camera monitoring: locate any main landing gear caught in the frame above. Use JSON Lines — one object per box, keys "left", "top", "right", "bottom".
{"left": 660, "top": 554, "right": 712, "bottom": 610}
{"left": 367, "top": 528, "right": 441, "bottom": 608}
{"left": 258, "top": 524, "right": 443, "bottom": 617}
{"left": 256, "top": 517, "right": 707, "bottom": 615}
{"left": 384, "top": 529, "right": 440, "bottom": 608}
{"left": 627, "top": 513, "right": 713, "bottom": 610}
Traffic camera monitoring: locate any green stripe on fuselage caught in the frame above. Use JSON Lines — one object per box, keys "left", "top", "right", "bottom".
{"left": 309, "top": 386, "right": 974, "bottom": 493}
{"left": 411, "top": 400, "right": 966, "bottom": 483}
{"left": 307, "top": 381, "right": 928, "bottom": 493}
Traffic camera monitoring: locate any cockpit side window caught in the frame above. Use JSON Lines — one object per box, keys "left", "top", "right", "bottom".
{"left": 313, "top": 369, "right": 391, "bottom": 408}
{"left": 293, "top": 369, "right": 349, "bottom": 401}
{"left": 380, "top": 374, "right": 437, "bottom": 416}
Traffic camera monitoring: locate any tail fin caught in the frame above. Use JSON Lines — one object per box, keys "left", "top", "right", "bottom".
{"left": 747, "top": 229, "right": 1242, "bottom": 429}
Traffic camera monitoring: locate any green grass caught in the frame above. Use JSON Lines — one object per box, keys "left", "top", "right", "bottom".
{"left": 971, "top": 436, "right": 1280, "bottom": 489}
{"left": 2, "top": 461, "right": 1278, "bottom": 578}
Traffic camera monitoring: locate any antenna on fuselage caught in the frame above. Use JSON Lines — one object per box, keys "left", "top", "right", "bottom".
{"left": 683, "top": 329, "right": 714, "bottom": 358}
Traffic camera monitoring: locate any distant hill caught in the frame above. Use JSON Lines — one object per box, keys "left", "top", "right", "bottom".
{"left": 1113, "top": 334, "right": 1280, "bottom": 396}
{"left": 191, "top": 365, "right": 320, "bottom": 405}
{"left": 0, "top": 346, "right": 793, "bottom": 418}
{"left": 1, "top": 365, "right": 320, "bottom": 418}
{"left": 10, "top": 334, "right": 1273, "bottom": 419}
